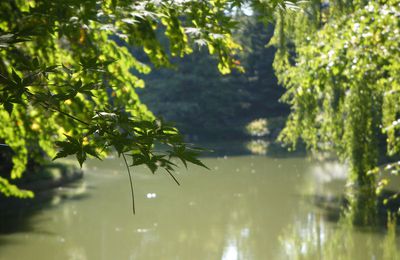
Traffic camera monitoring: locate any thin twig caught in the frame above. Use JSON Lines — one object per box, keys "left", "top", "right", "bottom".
{"left": 26, "top": 91, "right": 90, "bottom": 126}
{"left": 122, "top": 153, "right": 135, "bottom": 215}
{"left": 165, "top": 168, "right": 180, "bottom": 186}
{"left": 49, "top": 106, "right": 90, "bottom": 126}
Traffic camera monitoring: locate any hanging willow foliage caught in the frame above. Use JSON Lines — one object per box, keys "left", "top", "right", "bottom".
{"left": 270, "top": 0, "right": 400, "bottom": 192}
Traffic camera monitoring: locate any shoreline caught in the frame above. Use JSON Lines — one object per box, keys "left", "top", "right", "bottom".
{"left": 0, "top": 163, "right": 84, "bottom": 216}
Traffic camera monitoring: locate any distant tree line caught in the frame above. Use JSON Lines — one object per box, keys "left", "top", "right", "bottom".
{"left": 137, "top": 14, "right": 289, "bottom": 140}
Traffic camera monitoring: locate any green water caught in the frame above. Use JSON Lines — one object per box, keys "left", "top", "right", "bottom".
{"left": 0, "top": 154, "right": 399, "bottom": 260}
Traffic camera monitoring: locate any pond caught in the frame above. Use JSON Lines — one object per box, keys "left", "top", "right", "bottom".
{"left": 0, "top": 146, "right": 399, "bottom": 259}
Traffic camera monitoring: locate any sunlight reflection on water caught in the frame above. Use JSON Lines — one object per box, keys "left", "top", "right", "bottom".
{"left": 222, "top": 240, "right": 239, "bottom": 260}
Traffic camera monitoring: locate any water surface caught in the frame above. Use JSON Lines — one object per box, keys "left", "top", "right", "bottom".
{"left": 0, "top": 153, "right": 398, "bottom": 259}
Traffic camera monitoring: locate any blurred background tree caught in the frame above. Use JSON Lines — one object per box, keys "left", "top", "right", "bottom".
{"left": 138, "top": 13, "right": 289, "bottom": 140}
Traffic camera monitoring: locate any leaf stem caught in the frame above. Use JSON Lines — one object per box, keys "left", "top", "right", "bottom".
{"left": 165, "top": 168, "right": 180, "bottom": 186}
{"left": 26, "top": 91, "right": 90, "bottom": 126}
{"left": 122, "top": 153, "right": 135, "bottom": 215}
{"left": 49, "top": 106, "right": 89, "bottom": 126}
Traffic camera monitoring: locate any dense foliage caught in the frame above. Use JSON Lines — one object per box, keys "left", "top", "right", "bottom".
{"left": 271, "top": 0, "right": 400, "bottom": 221}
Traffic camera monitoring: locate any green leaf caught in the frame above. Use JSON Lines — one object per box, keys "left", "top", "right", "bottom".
{"left": 11, "top": 69, "right": 21, "bottom": 85}
{"left": 53, "top": 141, "right": 77, "bottom": 160}
{"left": 76, "top": 150, "right": 86, "bottom": 167}
{"left": 45, "top": 65, "right": 59, "bottom": 72}
{"left": 129, "top": 153, "right": 147, "bottom": 166}
{"left": 145, "top": 160, "right": 158, "bottom": 173}
{"left": 53, "top": 135, "right": 90, "bottom": 168}
{"left": 84, "top": 146, "right": 102, "bottom": 160}
{"left": 168, "top": 146, "right": 209, "bottom": 170}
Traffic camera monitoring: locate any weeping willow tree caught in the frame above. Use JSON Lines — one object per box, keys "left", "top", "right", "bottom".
{"left": 271, "top": 0, "right": 400, "bottom": 224}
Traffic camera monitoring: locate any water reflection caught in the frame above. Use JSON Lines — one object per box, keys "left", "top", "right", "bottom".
{"left": 0, "top": 179, "right": 88, "bottom": 234}
{"left": 281, "top": 160, "right": 400, "bottom": 259}
{"left": 0, "top": 155, "right": 399, "bottom": 259}
{"left": 246, "top": 140, "right": 269, "bottom": 155}
{"left": 279, "top": 209, "right": 400, "bottom": 260}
